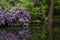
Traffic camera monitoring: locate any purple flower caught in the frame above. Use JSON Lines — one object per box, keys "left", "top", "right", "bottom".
{"left": 19, "top": 18, "right": 25, "bottom": 23}
{"left": 14, "top": 12, "right": 20, "bottom": 18}
{"left": 6, "top": 14, "right": 13, "bottom": 23}
{"left": 0, "top": 14, "right": 5, "bottom": 24}
{"left": 19, "top": 31, "right": 24, "bottom": 35}
{"left": 0, "top": 7, "right": 31, "bottom": 40}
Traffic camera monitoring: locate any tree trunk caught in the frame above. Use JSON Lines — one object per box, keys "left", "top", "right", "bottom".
{"left": 47, "top": 0, "right": 54, "bottom": 40}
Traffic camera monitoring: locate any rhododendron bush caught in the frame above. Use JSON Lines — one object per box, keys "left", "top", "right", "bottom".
{"left": 0, "top": 7, "right": 31, "bottom": 40}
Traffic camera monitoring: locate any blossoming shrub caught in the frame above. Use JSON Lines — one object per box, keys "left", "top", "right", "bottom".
{"left": 0, "top": 7, "right": 31, "bottom": 40}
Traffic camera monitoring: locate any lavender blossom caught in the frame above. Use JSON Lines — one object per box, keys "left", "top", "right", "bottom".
{"left": 0, "top": 7, "right": 31, "bottom": 40}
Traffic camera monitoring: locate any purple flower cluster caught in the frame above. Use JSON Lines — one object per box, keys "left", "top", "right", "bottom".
{"left": 0, "top": 7, "right": 31, "bottom": 40}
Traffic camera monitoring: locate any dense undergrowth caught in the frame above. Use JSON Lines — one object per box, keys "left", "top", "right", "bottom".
{"left": 0, "top": 0, "right": 60, "bottom": 40}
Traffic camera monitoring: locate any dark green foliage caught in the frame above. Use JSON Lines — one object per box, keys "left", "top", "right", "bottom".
{"left": 0, "top": 0, "right": 60, "bottom": 40}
